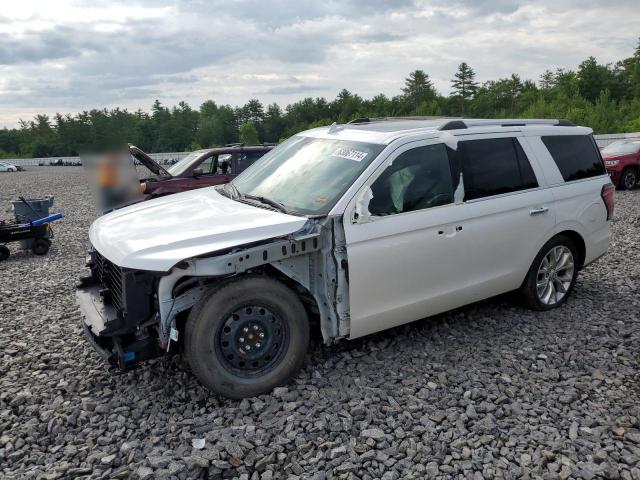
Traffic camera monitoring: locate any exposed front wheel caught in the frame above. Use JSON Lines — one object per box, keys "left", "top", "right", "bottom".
{"left": 521, "top": 236, "right": 578, "bottom": 310}
{"left": 185, "top": 276, "right": 309, "bottom": 399}
{"left": 0, "top": 245, "right": 9, "bottom": 261}
{"left": 619, "top": 168, "right": 638, "bottom": 190}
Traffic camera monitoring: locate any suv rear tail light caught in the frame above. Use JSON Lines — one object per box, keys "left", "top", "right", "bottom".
{"left": 601, "top": 183, "right": 615, "bottom": 221}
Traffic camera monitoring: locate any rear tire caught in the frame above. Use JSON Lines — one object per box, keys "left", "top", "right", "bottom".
{"left": 186, "top": 276, "right": 309, "bottom": 399}
{"left": 31, "top": 238, "right": 51, "bottom": 255}
{"left": 619, "top": 168, "right": 638, "bottom": 190}
{"left": 0, "top": 245, "right": 9, "bottom": 261}
{"left": 520, "top": 235, "right": 579, "bottom": 311}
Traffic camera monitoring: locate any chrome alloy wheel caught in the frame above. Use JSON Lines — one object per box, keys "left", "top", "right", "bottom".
{"left": 623, "top": 170, "right": 637, "bottom": 190}
{"left": 536, "top": 245, "right": 575, "bottom": 305}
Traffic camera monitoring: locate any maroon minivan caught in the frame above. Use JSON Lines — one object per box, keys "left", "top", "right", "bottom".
{"left": 131, "top": 144, "right": 274, "bottom": 199}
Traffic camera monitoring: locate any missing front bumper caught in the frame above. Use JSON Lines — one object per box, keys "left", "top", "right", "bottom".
{"left": 76, "top": 281, "right": 163, "bottom": 371}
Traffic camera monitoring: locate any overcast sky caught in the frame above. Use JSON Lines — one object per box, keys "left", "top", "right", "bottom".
{"left": 0, "top": 0, "right": 638, "bottom": 127}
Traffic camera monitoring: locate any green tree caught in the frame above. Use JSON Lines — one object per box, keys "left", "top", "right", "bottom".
{"left": 239, "top": 122, "right": 259, "bottom": 144}
{"left": 577, "top": 57, "right": 617, "bottom": 102}
{"left": 402, "top": 70, "right": 437, "bottom": 110}
{"left": 451, "top": 62, "right": 478, "bottom": 100}
{"left": 263, "top": 103, "right": 286, "bottom": 142}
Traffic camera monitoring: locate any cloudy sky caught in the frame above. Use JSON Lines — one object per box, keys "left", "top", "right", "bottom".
{"left": 0, "top": 0, "right": 638, "bottom": 127}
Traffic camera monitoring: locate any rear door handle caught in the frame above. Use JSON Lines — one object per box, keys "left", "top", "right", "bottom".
{"left": 530, "top": 206, "right": 549, "bottom": 216}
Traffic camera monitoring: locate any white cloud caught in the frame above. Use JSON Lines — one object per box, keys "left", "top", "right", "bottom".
{"left": 0, "top": 0, "right": 638, "bottom": 127}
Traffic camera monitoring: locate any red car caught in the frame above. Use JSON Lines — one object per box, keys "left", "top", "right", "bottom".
{"left": 601, "top": 140, "right": 640, "bottom": 190}
{"left": 131, "top": 144, "right": 274, "bottom": 198}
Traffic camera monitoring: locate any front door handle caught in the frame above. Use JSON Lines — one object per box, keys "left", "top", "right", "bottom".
{"left": 530, "top": 206, "right": 549, "bottom": 216}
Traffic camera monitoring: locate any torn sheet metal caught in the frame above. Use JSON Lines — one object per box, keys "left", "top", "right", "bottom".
{"left": 354, "top": 187, "right": 374, "bottom": 222}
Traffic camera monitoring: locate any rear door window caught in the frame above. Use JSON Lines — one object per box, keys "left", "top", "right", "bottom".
{"left": 541, "top": 135, "right": 605, "bottom": 181}
{"left": 458, "top": 137, "right": 538, "bottom": 200}
{"left": 233, "top": 152, "right": 266, "bottom": 174}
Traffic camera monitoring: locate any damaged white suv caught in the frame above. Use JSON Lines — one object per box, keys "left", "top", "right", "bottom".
{"left": 77, "top": 118, "right": 613, "bottom": 398}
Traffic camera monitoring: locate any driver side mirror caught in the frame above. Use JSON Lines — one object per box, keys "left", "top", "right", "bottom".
{"left": 192, "top": 167, "right": 204, "bottom": 177}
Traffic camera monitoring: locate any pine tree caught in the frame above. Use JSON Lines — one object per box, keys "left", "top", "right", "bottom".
{"left": 451, "top": 63, "right": 478, "bottom": 100}
{"left": 402, "top": 70, "right": 437, "bottom": 110}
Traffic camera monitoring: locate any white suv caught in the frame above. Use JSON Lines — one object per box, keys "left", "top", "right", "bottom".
{"left": 77, "top": 118, "right": 613, "bottom": 398}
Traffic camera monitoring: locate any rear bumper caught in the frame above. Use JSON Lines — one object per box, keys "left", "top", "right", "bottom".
{"left": 584, "top": 223, "right": 612, "bottom": 267}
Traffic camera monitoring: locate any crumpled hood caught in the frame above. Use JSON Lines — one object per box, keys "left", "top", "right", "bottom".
{"left": 89, "top": 188, "right": 307, "bottom": 271}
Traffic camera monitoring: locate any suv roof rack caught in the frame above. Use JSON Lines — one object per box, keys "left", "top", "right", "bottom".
{"left": 224, "top": 143, "right": 277, "bottom": 147}
{"left": 439, "top": 118, "right": 576, "bottom": 130}
{"left": 348, "top": 116, "right": 456, "bottom": 124}
{"left": 348, "top": 117, "right": 371, "bottom": 124}
{"left": 346, "top": 117, "right": 576, "bottom": 130}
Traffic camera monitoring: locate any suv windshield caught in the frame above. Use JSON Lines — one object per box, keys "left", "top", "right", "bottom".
{"left": 602, "top": 141, "right": 640, "bottom": 156}
{"left": 231, "top": 136, "right": 385, "bottom": 215}
{"left": 167, "top": 151, "right": 206, "bottom": 175}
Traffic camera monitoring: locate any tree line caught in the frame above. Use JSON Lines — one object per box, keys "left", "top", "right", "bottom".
{"left": 1, "top": 39, "right": 639, "bottom": 159}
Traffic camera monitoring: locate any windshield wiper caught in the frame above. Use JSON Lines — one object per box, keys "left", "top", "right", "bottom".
{"left": 244, "top": 194, "right": 291, "bottom": 214}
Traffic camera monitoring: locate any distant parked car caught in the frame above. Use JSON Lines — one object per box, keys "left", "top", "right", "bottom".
{"left": 0, "top": 161, "right": 18, "bottom": 172}
{"left": 601, "top": 140, "right": 640, "bottom": 189}
{"left": 132, "top": 144, "right": 275, "bottom": 199}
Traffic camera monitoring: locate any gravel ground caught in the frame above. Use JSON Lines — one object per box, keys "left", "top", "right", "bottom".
{"left": 1, "top": 167, "right": 639, "bottom": 480}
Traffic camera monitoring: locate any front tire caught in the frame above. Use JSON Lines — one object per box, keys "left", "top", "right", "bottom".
{"left": 0, "top": 245, "right": 9, "bottom": 261}
{"left": 520, "top": 235, "right": 578, "bottom": 311}
{"left": 619, "top": 168, "right": 638, "bottom": 190}
{"left": 186, "top": 276, "right": 309, "bottom": 399}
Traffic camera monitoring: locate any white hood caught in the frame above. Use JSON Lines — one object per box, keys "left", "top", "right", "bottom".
{"left": 89, "top": 188, "right": 307, "bottom": 271}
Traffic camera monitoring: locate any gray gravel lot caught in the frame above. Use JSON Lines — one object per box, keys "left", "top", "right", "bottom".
{"left": 1, "top": 167, "right": 639, "bottom": 480}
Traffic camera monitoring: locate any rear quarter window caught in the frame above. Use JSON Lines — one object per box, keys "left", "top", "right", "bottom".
{"left": 541, "top": 135, "right": 605, "bottom": 182}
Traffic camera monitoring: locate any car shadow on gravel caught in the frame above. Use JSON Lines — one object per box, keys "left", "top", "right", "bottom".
{"left": 102, "top": 292, "right": 552, "bottom": 405}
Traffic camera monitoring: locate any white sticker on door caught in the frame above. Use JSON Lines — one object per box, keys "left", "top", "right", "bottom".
{"left": 332, "top": 147, "right": 368, "bottom": 162}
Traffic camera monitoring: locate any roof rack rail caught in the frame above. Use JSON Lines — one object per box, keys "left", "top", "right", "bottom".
{"left": 348, "top": 116, "right": 460, "bottom": 125}
{"left": 343, "top": 117, "right": 577, "bottom": 132}
{"left": 439, "top": 120, "right": 467, "bottom": 131}
{"left": 348, "top": 117, "right": 371, "bottom": 124}
{"left": 440, "top": 118, "right": 576, "bottom": 130}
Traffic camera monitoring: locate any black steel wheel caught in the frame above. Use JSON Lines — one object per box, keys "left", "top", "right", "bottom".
{"left": 0, "top": 245, "right": 9, "bottom": 261}
{"left": 217, "top": 305, "right": 289, "bottom": 376}
{"left": 186, "top": 276, "right": 309, "bottom": 399}
{"left": 31, "top": 238, "right": 51, "bottom": 255}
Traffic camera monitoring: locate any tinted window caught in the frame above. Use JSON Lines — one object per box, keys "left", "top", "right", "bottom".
{"left": 234, "top": 151, "right": 266, "bottom": 174}
{"left": 460, "top": 137, "right": 538, "bottom": 200}
{"left": 541, "top": 135, "right": 605, "bottom": 181}
{"left": 369, "top": 144, "right": 454, "bottom": 216}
